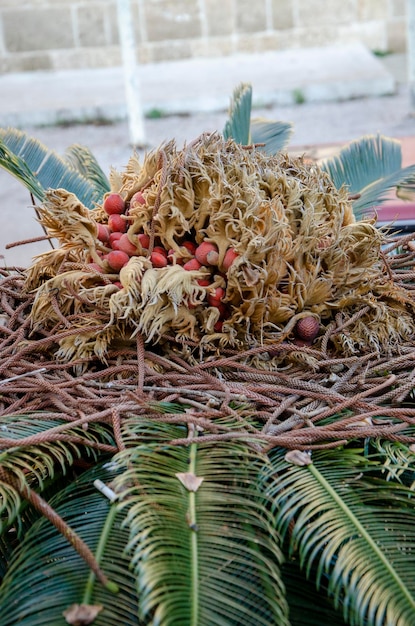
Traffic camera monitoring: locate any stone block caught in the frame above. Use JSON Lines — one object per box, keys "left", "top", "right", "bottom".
{"left": 3, "top": 7, "right": 74, "bottom": 52}
{"left": 76, "top": 4, "right": 109, "bottom": 48}
{"left": 357, "top": 0, "right": 389, "bottom": 21}
{"left": 337, "top": 22, "right": 387, "bottom": 50}
{"left": 286, "top": 26, "right": 341, "bottom": 49}
{"left": 0, "top": 52, "right": 52, "bottom": 73}
{"left": 272, "top": 0, "right": 294, "bottom": 30}
{"left": 147, "top": 39, "right": 193, "bottom": 63}
{"left": 391, "top": 0, "right": 406, "bottom": 17}
{"left": 137, "top": 44, "right": 153, "bottom": 64}
{"left": 202, "top": 37, "right": 235, "bottom": 58}
{"left": 205, "top": 0, "right": 234, "bottom": 37}
{"left": 50, "top": 46, "right": 122, "bottom": 70}
{"left": 296, "top": 0, "right": 356, "bottom": 27}
{"left": 145, "top": 0, "right": 202, "bottom": 42}
{"left": 236, "top": 34, "right": 281, "bottom": 54}
{"left": 387, "top": 17, "right": 407, "bottom": 52}
{"left": 188, "top": 39, "right": 209, "bottom": 58}
{"left": 234, "top": 35, "right": 259, "bottom": 55}
{"left": 236, "top": 0, "right": 267, "bottom": 33}
{"left": 267, "top": 30, "right": 296, "bottom": 50}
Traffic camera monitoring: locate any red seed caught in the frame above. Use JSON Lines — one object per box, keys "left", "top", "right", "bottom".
{"left": 117, "top": 233, "right": 138, "bottom": 256}
{"left": 207, "top": 287, "right": 225, "bottom": 306}
{"left": 153, "top": 246, "right": 168, "bottom": 257}
{"left": 150, "top": 251, "right": 168, "bottom": 267}
{"left": 214, "top": 320, "right": 223, "bottom": 332}
{"left": 222, "top": 247, "right": 239, "bottom": 271}
{"left": 113, "top": 281, "right": 123, "bottom": 289}
{"left": 109, "top": 231, "right": 123, "bottom": 246}
{"left": 183, "top": 258, "right": 202, "bottom": 271}
{"left": 96, "top": 223, "right": 110, "bottom": 243}
{"left": 130, "top": 191, "right": 146, "bottom": 207}
{"left": 106, "top": 250, "right": 130, "bottom": 272}
{"left": 294, "top": 316, "right": 320, "bottom": 342}
{"left": 195, "top": 241, "right": 219, "bottom": 266}
{"left": 137, "top": 233, "right": 150, "bottom": 249}
{"left": 103, "top": 193, "right": 125, "bottom": 215}
{"left": 108, "top": 214, "right": 127, "bottom": 233}
{"left": 197, "top": 278, "right": 211, "bottom": 286}
{"left": 182, "top": 240, "right": 197, "bottom": 255}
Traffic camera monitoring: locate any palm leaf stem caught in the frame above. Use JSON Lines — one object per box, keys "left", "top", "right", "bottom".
{"left": 188, "top": 437, "right": 199, "bottom": 626}
{"left": 82, "top": 502, "right": 119, "bottom": 605}
{"left": 307, "top": 462, "right": 413, "bottom": 607}
{"left": 0, "top": 466, "right": 118, "bottom": 594}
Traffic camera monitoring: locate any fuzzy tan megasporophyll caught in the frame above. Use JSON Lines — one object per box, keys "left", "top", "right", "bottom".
{"left": 24, "top": 133, "right": 415, "bottom": 367}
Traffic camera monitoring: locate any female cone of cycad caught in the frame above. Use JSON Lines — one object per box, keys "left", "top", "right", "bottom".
{"left": 23, "top": 133, "right": 415, "bottom": 366}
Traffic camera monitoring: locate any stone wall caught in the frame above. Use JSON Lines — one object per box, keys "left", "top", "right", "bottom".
{"left": 0, "top": 0, "right": 407, "bottom": 74}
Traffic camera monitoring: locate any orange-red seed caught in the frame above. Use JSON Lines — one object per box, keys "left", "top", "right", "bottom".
{"left": 103, "top": 193, "right": 125, "bottom": 215}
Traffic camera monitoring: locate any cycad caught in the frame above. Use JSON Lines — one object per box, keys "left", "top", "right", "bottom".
{"left": 1, "top": 83, "right": 415, "bottom": 626}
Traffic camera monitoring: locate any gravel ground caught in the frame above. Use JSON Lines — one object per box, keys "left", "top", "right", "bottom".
{"left": 1, "top": 83, "right": 415, "bottom": 267}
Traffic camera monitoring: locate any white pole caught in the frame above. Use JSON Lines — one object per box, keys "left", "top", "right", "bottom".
{"left": 407, "top": 0, "right": 415, "bottom": 112}
{"left": 116, "top": 0, "right": 146, "bottom": 146}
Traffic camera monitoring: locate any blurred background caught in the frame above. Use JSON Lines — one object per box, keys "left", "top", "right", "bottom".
{"left": 0, "top": 0, "right": 414, "bottom": 266}
{"left": 0, "top": 0, "right": 406, "bottom": 73}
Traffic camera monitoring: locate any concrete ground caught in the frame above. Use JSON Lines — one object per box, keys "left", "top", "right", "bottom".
{"left": 0, "top": 46, "right": 414, "bottom": 267}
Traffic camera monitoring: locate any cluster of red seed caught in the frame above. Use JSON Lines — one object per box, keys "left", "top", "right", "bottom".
{"left": 90, "top": 192, "right": 240, "bottom": 331}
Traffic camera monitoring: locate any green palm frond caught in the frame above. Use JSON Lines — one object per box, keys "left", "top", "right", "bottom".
{"left": 114, "top": 420, "right": 289, "bottom": 626}
{"left": 0, "top": 462, "right": 138, "bottom": 626}
{"left": 0, "top": 414, "right": 115, "bottom": 532}
{"left": 223, "top": 83, "right": 253, "bottom": 145}
{"left": 0, "top": 140, "right": 45, "bottom": 200}
{"left": 250, "top": 118, "right": 293, "bottom": 154}
{"left": 264, "top": 447, "right": 415, "bottom": 626}
{"left": 0, "top": 128, "right": 107, "bottom": 208}
{"left": 0, "top": 481, "right": 22, "bottom": 538}
{"left": 223, "top": 82, "right": 293, "bottom": 153}
{"left": 370, "top": 440, "right": 415, "bottom": 485}
{"left": 64, "top": 144, "right": 110, "bottom": 196}
{"left": 321, "top": 134, "right": 415, "bottom": 218}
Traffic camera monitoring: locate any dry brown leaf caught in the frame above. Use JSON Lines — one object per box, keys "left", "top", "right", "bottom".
{"left": 176, "top": 472, "right": 204, "bottom": 492}
{"left": 285, "top": 450, "right": 313, "bottom": 466}
{"left": 63, "top": 603, "right": 103, "bottom": 625}
{"left": 346, "top": 417, "right": 373, "bottom": 428}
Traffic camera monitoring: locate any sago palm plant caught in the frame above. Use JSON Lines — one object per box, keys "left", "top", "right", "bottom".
{"left": 1, "top": 83, "right": 415, "bottom": 626}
